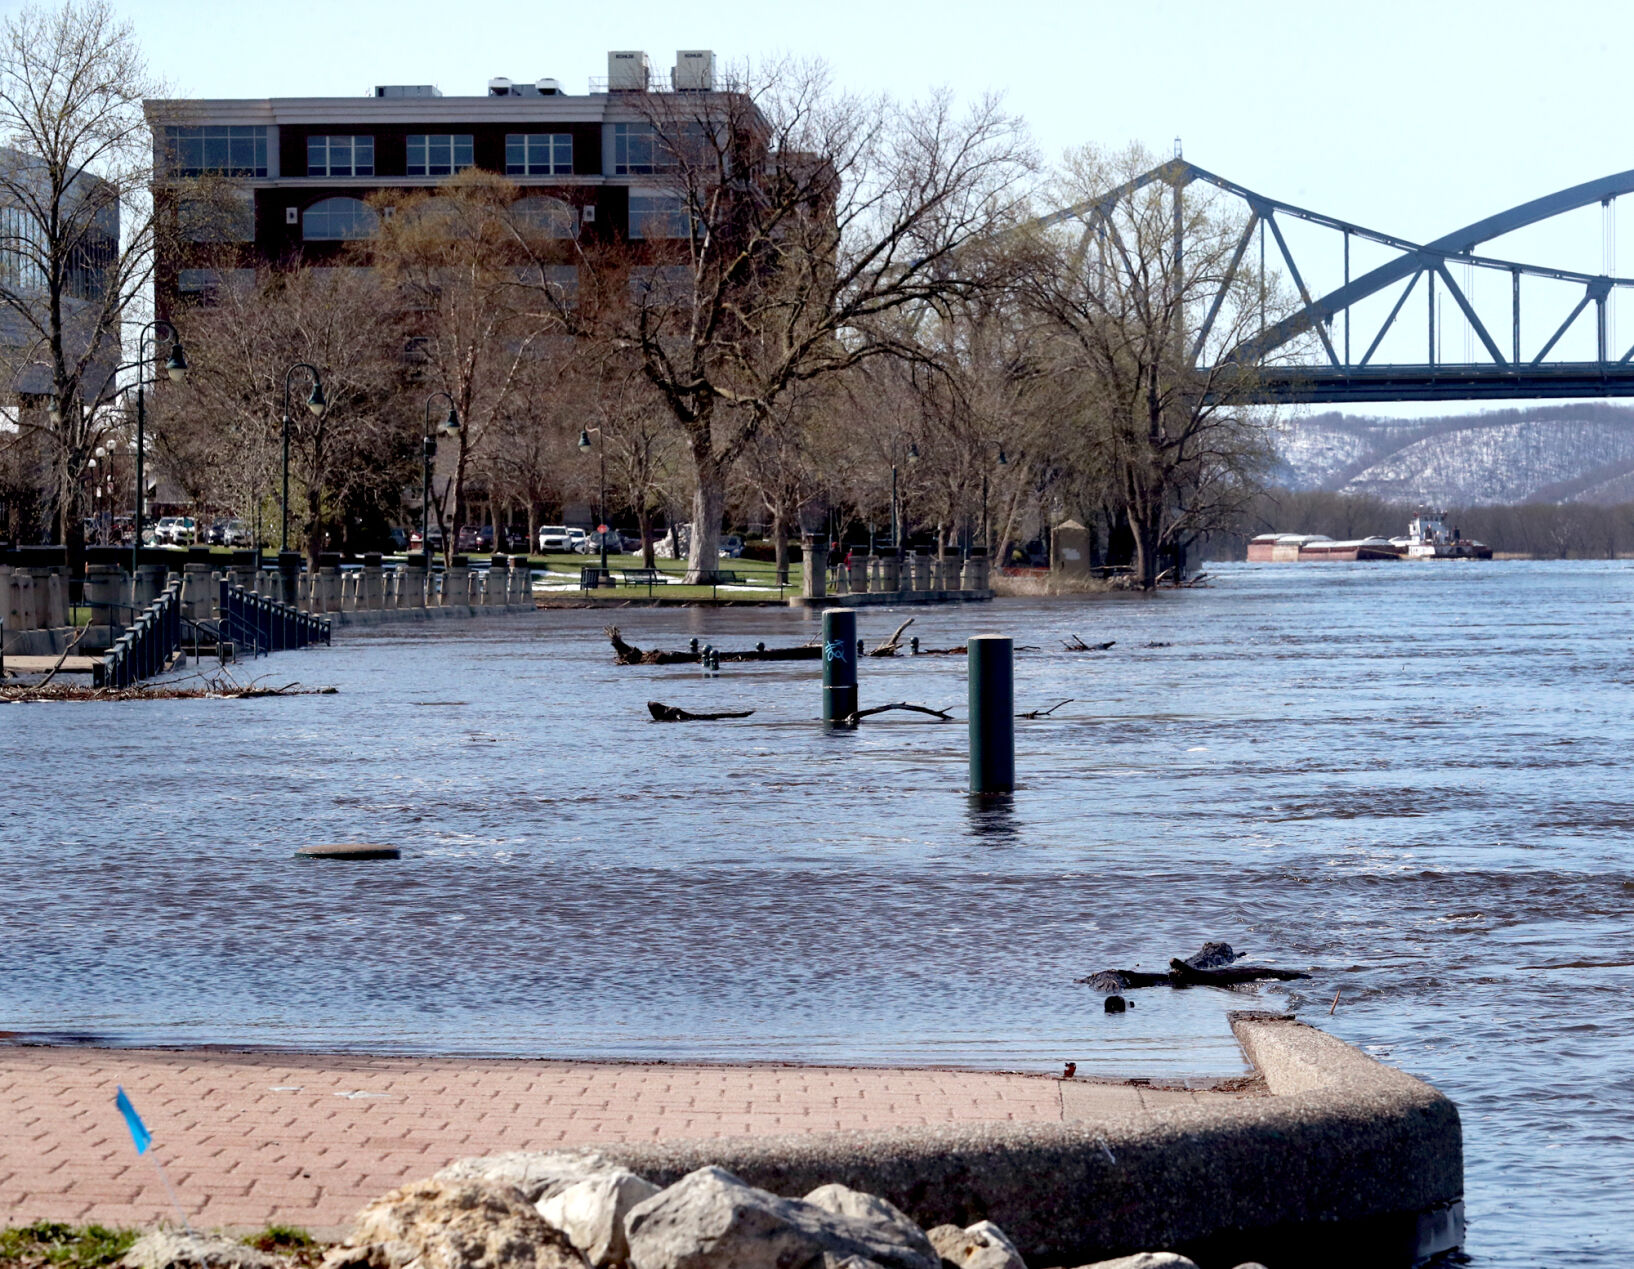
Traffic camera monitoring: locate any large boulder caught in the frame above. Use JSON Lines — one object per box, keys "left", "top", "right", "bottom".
{"left": 926, "top": 1222, "right": 1026, "bottom": 1269}
{"left": 536, "top": 1169, "right": 661, "bottom": 1268}
{"left": 435, "top": 1149, "right": 629, "bottom": 1204}
{"left": 624, "top": 1166, "right": 940, "bottom": 1269}
{"left": 122, "top": 1232, "right": 279, "bottom": 1269}
{"left": 802, "top": 1185, "right": 937, "bottom": 1266}
{"left": 321, "top": 1178, "right": 580, "bottom": 1269}
{"left": 1063, "top": 1256, "right": 1200, "bottom": 1269}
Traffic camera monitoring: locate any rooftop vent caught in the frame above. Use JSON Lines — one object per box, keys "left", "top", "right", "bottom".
{"left": 375, "top": 84, "right": 441, "bottom": 98}
{"left": 607, "top": 50, "right": 649, "bottom": 92}
{"left": 673, "top": 50, "right": 714, "bottom": 91}
{"left": 487, "top": 76, "right": 567, "bottom": 97}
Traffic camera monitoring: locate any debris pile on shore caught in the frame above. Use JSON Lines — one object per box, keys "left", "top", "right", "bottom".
{"left": 110, "top": 1150, "right": 1278, "bottom": 1269}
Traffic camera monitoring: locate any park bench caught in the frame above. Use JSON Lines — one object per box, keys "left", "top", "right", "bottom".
{"left": 579, "top": 566, "right": 614, "bottom": 590}
{"left": 621, "top": 568, "right": 669, "bottom": 587}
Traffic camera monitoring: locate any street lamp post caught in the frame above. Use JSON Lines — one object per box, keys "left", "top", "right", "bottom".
{"left": 891, "top": 440, "right": 920, "bottom": 559}
{"left": 577, "top": 427, "right": 608, "bottom": 575}
{"left": 280, "top": 362, "right": 326, "bottom": 554}
{"left": 422, "top": 392, "right": 460, "bottom": 568}
{"left": 132, "top": 320, "right": 187, "bottom": 577}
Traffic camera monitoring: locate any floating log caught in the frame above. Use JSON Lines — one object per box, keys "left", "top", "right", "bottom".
{"left": 1077, "top": 941, "right": 1308, "bottom": 992}
{"left": 1017, "top": 698, "right": 1073, "bottom": 719}
{"left": 867, "top": 618, "right": 916, "bottom": 656}
{"left": 647, "top": 701, "right": 756, "bottom": 722}
{"left": 1063, "top": 635, "right": 1115, "bottom": 652}
{"left": 608, "top": 626, "right": 819, "bottom": 665}
{"left": 842, "top": 702, "right": 954, "bottom": 725}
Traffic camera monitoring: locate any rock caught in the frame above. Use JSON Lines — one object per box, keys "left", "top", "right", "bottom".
{"left": 122, "top": 1232, "right": 279, "bottom": 1269}
{"left": 435, "top": 1149, "right": 632, "bottom": 1204}
{"left": 536, "top": 1169, "right": 660, "bottom": 1267}
{"left": 322, "top": 1178, "right": 581, "bottom": 1269}
{"left": 803, "top": 1184, "right": 939, "bottom": 1264}
{"left": 925, "top": 1221, "right": 1026, "bottom": 1269}
{"left": 625, "top": 1166, "right": 940, "bottom": 1269}
{"left": 1062, "top": 1255, "right": 1200, "bottom": 1269}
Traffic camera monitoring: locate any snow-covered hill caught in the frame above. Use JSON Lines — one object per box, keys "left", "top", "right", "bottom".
{"left": 1275, "top": 404, "right": 1634, "bottom": 505}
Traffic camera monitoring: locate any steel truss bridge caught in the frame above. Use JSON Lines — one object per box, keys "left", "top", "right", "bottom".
{"left": 1038, "top": 160, "right": 1634, "bottom": 404}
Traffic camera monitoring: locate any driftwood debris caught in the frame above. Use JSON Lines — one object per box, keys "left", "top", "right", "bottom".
{"left": 1063, "top": 634, "right": 1116, "bottom": 652}
{"left": 608, "top": 626, "right": 819, "bottom": 666}
{"left": 867, "top": 618, "right": 916, "bottom": 656}
{"left": 1077, "top": 941, "right": 1310, "bottom": 993}
{"left": 0, "top": 672, "right": 337, "bottom": 704}
{"left": 843, "top": 702, "right": 954, "bottom": 725}
{"left": 647, "top": 701, "right": 756, "bottom": 722}
{"left": 1017, "top": 698, "right": 1073, "bottom": 719}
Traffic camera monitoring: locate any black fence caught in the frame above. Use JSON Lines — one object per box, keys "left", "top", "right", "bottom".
{"left": 95, "top": 578, "right": 183, "bottom": 689}
{"left": 218, "top": 580, "right": 331, "bottom": 658}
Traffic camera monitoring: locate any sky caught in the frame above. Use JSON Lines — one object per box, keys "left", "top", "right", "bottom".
{"left": 55, "top": 0, "right": 1634, "bottom": 416}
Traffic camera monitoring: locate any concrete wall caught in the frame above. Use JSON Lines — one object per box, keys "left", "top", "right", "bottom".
{"left": 590, "top": 1014, "right": 1463, "bottom": 1269}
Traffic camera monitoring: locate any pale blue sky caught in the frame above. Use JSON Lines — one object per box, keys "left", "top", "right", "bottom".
{"left": 78, "top": 0, "right": 1634, "bottom": 412}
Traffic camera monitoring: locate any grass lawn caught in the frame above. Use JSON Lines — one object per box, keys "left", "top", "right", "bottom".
{"left": 0, "top": 1223, "right": 322, "bottom": 1269}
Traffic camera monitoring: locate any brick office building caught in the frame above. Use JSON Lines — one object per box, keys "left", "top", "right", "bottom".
{"left": 143, "top": 48, "right": 736, "bottom": 307}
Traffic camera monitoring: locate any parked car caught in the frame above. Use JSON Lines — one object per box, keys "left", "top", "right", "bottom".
{"left": 719, "top": 534, "right": 745, "bottom": 558}
{"left": 502, "top": 527, "right": 531, "bottom": 554}
{"left": 581, "top": 527, "right": 628, "bottom": 554}
{"left": 537, "top": 525, "right": 574, "bottom": 551}
{"left": 153, "top": 515, "right": 195, "bottom": 545}
{"left": 408, "top": 526, "right": 446, "bottom": 552}
{"left": 386, "top": 527, "right": 410, "bottom": 552}
{"left": 222, "top": 519, "right": 252, "bottom": 547}
{"left": 476, "top": 525, "right": 495, "bottom": 550}
{"left": 206, "top": 520, "right": 227, "bottom": 545}
{"left": 455, "top": 524, "right": 483, "bottom": 552}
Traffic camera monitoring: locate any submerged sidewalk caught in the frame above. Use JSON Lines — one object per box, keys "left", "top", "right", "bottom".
{"left": 0, "top": 1045, "right": 1236, "bottom": 1235}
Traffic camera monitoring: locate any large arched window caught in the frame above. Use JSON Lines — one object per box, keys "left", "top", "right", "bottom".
{"left": 303, "top": 197, "right": 378, "bottom": 241}
{"left": 511, "top": 196, "right": 577, "bottom": 239}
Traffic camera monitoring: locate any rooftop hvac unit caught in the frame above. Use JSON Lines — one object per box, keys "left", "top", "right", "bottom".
{"left": 488, "top": 77, "right": 514, "bottom": 97}
{"left": 375, "top": 84, "right": 441, "bottom": 98}
{"left": 536, "top": 78, "right": 562, "bottom": 95}
{"left": 607, "top": 50, "right": 649, "bottom": 92}
{"left": 673, "top": 50, "right": 714, "bottom": 91}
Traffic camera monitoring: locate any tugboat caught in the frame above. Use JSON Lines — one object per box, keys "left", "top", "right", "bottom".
{"left": 1390, "top": 511, "right": 1492, "bottom": 560}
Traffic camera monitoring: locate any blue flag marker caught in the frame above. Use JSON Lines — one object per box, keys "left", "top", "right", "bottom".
{"left": 115, "top": 1086, "right": 151, "bottom": 1155}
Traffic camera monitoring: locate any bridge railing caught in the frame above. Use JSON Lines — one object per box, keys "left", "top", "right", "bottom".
{"left": 95, "top": 577, "right": 184, "bottom": 689}
{"left": 218, "top": 579, "right": 331, "bottom": 659}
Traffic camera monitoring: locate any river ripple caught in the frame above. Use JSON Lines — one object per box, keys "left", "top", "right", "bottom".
{"left": 2, "top": 559, "right": 1631, "bottom": 1265}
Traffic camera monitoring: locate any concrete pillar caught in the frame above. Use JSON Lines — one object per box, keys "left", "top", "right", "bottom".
{"left": 317, "top": 556, "right": 341, "bottom": 613}
{"left": 277, "top": 552, "right": 301, "bottom": 607}
{"left": 866, "top": 555, "right": 885, "bottom": 593}
{"left": 133, "top": 563, "right": 167, "bottom": 612}
{"left": 362, "top": 553, "right": 384, "bottom": 610}
{"left": 400, "top": 564, "right": 426, "bottom": 609}
{"left": 182, "top": 562, "right": 214, "bottom": 622}
{"left": 846, "top": 556, "right": 868, "bottom": 594}
{"left": 800, "top": 535, "right": 827, "bottom": 599}
{"left": 445, "top": 556, "right": 470, "bottom": 607}
{"left": 85, "top": 563, "right": 125, "bottom": 634}
{"left": 961, "top": 553, "right": 990, "bottom": 592}
{"left": 511, "top": 557, "right": 530, "bottom": 604}
{"left": 484, "top": 555, "right": 506, "bottom": 606}
{"left": 339, "top": 572, "right": 357, "bottom": 612}
{"left": 878, "top": 556, "right": 901, "bottom": 593}
{"left": 0, "top": 562, "right": 19, "bottom": 640}
{"left": 909, "top": 552, "right": 931, "bottom": 591}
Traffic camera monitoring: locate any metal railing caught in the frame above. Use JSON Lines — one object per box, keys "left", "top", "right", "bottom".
{"left": 218, "top": 579, "right": 331, "bottom": 659}
{"left": 95, "top": 578, "right": 183, "bottom": 689}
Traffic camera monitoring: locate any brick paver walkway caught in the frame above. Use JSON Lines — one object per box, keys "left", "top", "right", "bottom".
{"left": 0, "top": 1045, "right": 1238, "bottom": 1235}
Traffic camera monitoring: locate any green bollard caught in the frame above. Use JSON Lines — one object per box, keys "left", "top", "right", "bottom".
{"left": 968, "top": 634, "right": 1014, "bottom": 793}
{"left": 822, "top": 608, "right": 858, "bottom": 729}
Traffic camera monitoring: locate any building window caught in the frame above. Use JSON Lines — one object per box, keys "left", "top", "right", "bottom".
{"left": 178, "top": 190, "right": 254, "bottom": 242}
{"left": 307, "top": 135, "right": 374, "bottom": 177}
{"left": 406, "top": 134, "right": 474, "bottom": 177}
{"left": 511, "top": 196, "right": 576, "bottom": 239}
{"left": 506, "top": 134, "right": 573, "bottom": 176}
{"left": 612, "top": 123, "right": 658, "bottom": 175}
{"left": 164, "top": 125, "right": 268, "bottom": 177}
{"left": 303, "top": 196, "right": 378, "bottom": 241}
{"left": 629, "top": 192, "right": 690, "bottom": 240}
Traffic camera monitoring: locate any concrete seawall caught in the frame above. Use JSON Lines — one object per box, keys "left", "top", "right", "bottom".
{"left": 593, "top": 1013, "right": 1463, "bottom": 1268}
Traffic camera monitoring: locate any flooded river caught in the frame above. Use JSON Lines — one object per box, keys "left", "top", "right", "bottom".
{"left": 3, "top": 559, "right": 1632, "bottom": 1264}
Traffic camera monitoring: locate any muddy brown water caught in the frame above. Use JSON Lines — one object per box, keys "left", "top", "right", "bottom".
{"left": 3, "top": 559, "right": 1631, "bottom": 1265}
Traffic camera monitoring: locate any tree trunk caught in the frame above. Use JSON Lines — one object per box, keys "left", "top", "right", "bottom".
{"left": 638, "top": 505, "right": 655, "bottom": 570}
{"left": 773, "top": 506, "right": 789, "bottom": 585}
{"left": 685, "top": 446, "right": 726, "bottom": 583}
{"left": 1128, "top": 505, "right": 1161, "bottom": 590}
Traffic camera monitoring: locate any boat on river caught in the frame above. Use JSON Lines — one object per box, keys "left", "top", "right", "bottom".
{"left": 1389, "top": 511, "right": 1493, "bottom": 560}
{"left": 1246, "top": 533, "right": 1401, "bottom": 562}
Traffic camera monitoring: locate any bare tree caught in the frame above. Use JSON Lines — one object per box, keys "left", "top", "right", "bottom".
{"left": 157, "top": 266, "right": 409, "bottom": 563}
{"left": 1019, "top": 146, "right": 1299, "bottom": 587}
{"left": 520, "top": 61, "right": 1034, "bottom": 580}
{"left": 0, "top": 1, "right": 162, "bottom": 556}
